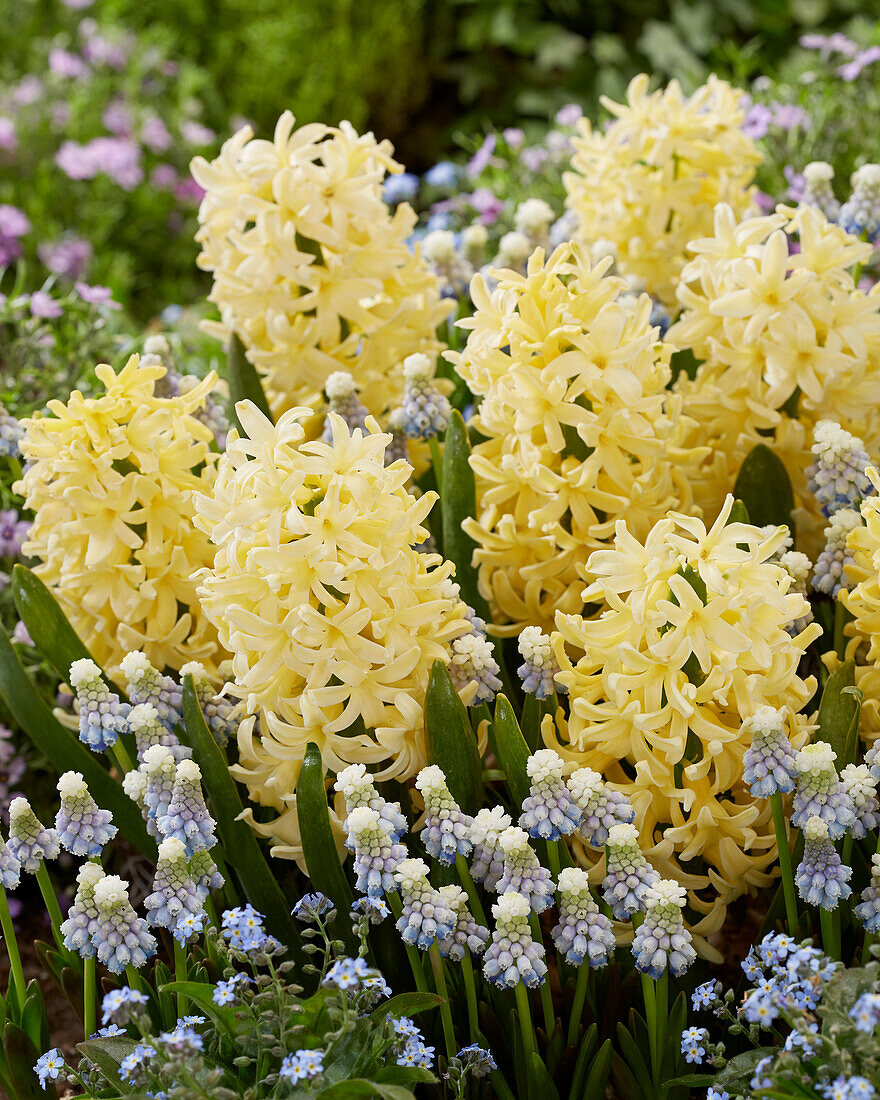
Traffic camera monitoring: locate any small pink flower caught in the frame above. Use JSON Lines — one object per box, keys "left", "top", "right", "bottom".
{"left": 0, "top": 118, "right": 16, "bottom": 152}
{"left": 49, "top": 48, "right": 87, "bottom": 78}
{"left": 29, "top": 292, "right": 63, "bottom": 319}
{"left": 74, "top": 282, "right": 120, "bottom": 309}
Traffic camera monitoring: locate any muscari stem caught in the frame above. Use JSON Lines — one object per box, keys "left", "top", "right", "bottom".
{"left": 513, "top": 980, "right": 538, "bottom": 1062}
{"left": 35, "top": 860, "right": 67, "bottom": 953}
{"left": 820, "top": 906, "right": 839, "bottom": 961}
{"left": 429, "top": 437, "right": 444, "bottom": 495}
{"left": 528, "top": 911, "right": 554, "bottom": 1036}
{"left": 385, "top": 890, "right": 428, "bottom": 994}
{"left": 654, "top": 969, "right": 668, "bottom": 1094}
{"left": 566, "top": 960, "right": 590, "bottom": 1048}
{"left": 110, "top": 739, "right": 134, "bottom": 775}
{"left": 455, "top": 854, "right": 487, "bottom": 927}
{"left": 0, "top": 885, "right": 26, "bottom": 1013}
{"left": 428, "top": 941, "right": 457, "bottom": 1061}
{"left": 770, "top": 791, "right": 799, "bottom": 936}
{"left": 83, "top": 955, "right": 96, "bottom": 1039}
{"left": 461, "top": 952, "right": 479, "bottom": 1042}
{"left": 173, "top": 937, "right": 188, "bottom": 1015}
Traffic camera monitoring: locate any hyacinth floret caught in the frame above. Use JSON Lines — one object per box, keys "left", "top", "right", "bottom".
{"left": 0, "top": 830, "right": 21, "bottom": 890}
{"left": 7, "top": 796, "right": 60, "bottom": 872}
{"left": 741, "top": 706, "right": 798, "bottom": 798}
{"left": 144, "top": 836, "right": 207, "bottom": 931}
{"left": 399, "top": 354, "right": 450, "bottom": 440}
{"left": 415, "top": 765, "right": 473, "bottom": 864}
{"left": 60, "top": 861, "right": 105, "bottom": 957}
{"left": 335, "top": 763, "right": 407, "bottom": 843}
{"left": 69, "top": 658, "right": 129, "bottom": 752}
{"left": 322, "top": 372, "right": 368, "bottom": 442}
{"left": 121, "top": 651, "right": 183, "bottom": 731}
{"left": 140, "top": 744, "right": 178, "bottom": 835}
{"left": 551, "top": 866, "right": 615, "bottom": 967}
{"left": 807, "top": 420, "right": 872, "bottom": 516}
{"left": 602, "top": 822, "right": 659, "bottom": 920}
{"left": 796, "top": 817, "right": 853, "bottom": 910}
{"left": 855, "top": 854, "right": 880, "bottom": 932}
{"left": 437, "top": 884, "right": 489, "bottom": 962}
{"left": 180, "top": 661, "right": 238, "bottom": 746}
{"left": 92, "top": 875, "right": 157, "bottom": 974}
{"left": 469, "top": 807, "right": 511, "bottom": 891}
{"left": 482, "top": 891, "right": 548, "bottom": 989}
{"left": 839, "top": 164, "right": 880, "bottom": 240}
{"left": 127, "top": 702, "right": 188, "bottom": 763}
{"left": 567, "top": 767, "right": 635, "bottom": 847}
{"left": 632, "top": 879, "right": 696, "bottom": 978}
{"left": 792, "top": 742, "right": 856, "bottom": 838}
{"left": 156, "top": 759, "right": 217, "bottom": 854}
{"left": 841, "top": 763, "right": 880, "bottom": 837}
{"left": 447, "top": 629, "right": 503, "bottom": 707}
{"left": 394, "top": 857, "right": 456, "bottom": 949}
{"left": 495, "top": 826, "right": 555, "bottom": 912}
{"left": 345, "top": 806, "right": 407, "bottom": 896}
{"left": 55, "top": 771, "right": 117, "bottom": 857}
{"left": 516, "top": 627, "right": 564, "bottom": 699}
{"left": 519, "top": 749, "right": 582, "bottom": 840}
{"left": 814, "top": 509, "right": 862, "bottom": 596}
{"left": 801, "top": 161, "right": 840, "bottom": 220}
{"left": 867, "top": 745, "right": 880, "bottom": 783}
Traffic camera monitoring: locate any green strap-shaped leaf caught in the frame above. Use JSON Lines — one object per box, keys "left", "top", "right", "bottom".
{"left": 424, "top": 660, "right": 481, "bottom": 815}
{"left": 0, "top": 622, "right": 153, "bottom": 855}
{"left": 181, "top": 676, "right": 297, "bottom": 950}
{"left": 569, "top": 1022, "right": 598, "bottom": 1099}
{"left": 227, "top": 333, "right": 272, "bottom": 432}
{"left": 296, "top": 741, "right": 358, "bottom": 952}
{"left": 368, "top": 992, "right": 442, "bottom": 1023}
{"left": 733, "top": 443, "right": 795, "bottom": 531}
{"left": 726, "top": 499, "right": 750, "bottom": 525}
{"left": 583, "top": 1038, "right": 613, "bottom": 1100}
{"left": 816, "top": 660, "right": 861, "bottom": 768}
{"left": 20, "top": 981, "right": 48, "bottom": 1053}
{"left": 493, "top": 694, "right": 530, "bottom": 810}
{"left": 4, "top": 1021, "right": 55, "bottom": 1100}
{"left": 76, "top": 1036, "right": 138, "bottom": 1094}
{"left": 441, "top": 410, "right": 490, "bottom": 621}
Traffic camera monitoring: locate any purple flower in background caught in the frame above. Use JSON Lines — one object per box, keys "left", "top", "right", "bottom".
{"left": 0, "top": 118, "right": 16, "bottom": 152}
{"left": 503, "top": 127, "right": 525, "bottom": 148}
{"left": 11, "top": 76, "right": 43, "bottom": 106}
{"left": 175, "top": 178, "right": 205, "bottom": 204}
{"left": 11, "top": 621, "right": 34, "bottom": 647}
{"left": 56, "top": 141, "right": 95, "bottom": 180}
{"left": 38, "top": 236, "right": 92, "bottom": 279}
{"left": 771, "top": 104, "right": 809, "bottom": 131}
{"left": 0, "top": 205, "right": 30, "bottom": 238}
{"left": 521, "top": 146, "right": 549, "bottom": 172}
{"left": 467, "top": 134, "right": 496, "bottom": 178}
{"left": 0, "top": 751, "right": 26, "bottom": 816}
{"left": 800, "top": 32, "right": 858, "bottom": 57}
{"left": 753, "top": 191, "right": 776, "bottom": 212}
{"left": 57, "top": 138, "right": 143, "bottom": 189}
{"left": 103, "top": 100, "right": 133, "bottom": 136}
{"left": 150, "top": 164, "right": 178, "bottom": 190}
{"left": 62, "top": 0, "right": 94, "bottom": 8}
{"left": 839, "top": 47, "right": 880, "bottom": 82}
{"left": 49, "top": 48, "right": 87, "bottom": 78}
{"left": 82, "top": 35, "right": 129, "bottom": 68}
{"left": 785, "top": 165, "right": 806, "bottom": 203}
{"left": 75, "top": 282, "right": 120, "bottom": 309}
{"left": 555, "top": 103, "right": 583, "bottom": 127}
{"left": 51, "top": 103, "right": 71, "bottom": 129}
{"left": 141, "top": 115, "right": 172, "bottom": 153}
{"left": 470, "top": 187, "right": 504, "bottom": 225}
{"left": 743, "top": 102, "right": 773, "bottom": 139}
{"left": 181, "top": 120, "right": 215, "bottom": 146}
{"left": 0, "top": 510, "right": 30, "bottom": 558}
{"left": 29, "top": 292, "right": 63, "bottom": 319}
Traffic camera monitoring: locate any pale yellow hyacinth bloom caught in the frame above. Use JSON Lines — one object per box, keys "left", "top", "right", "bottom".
{"left": 192, "top": 112, "right": 451, "bottom": 422}
{"left": 446, "top": 242, "right": 704, "bottom": 635}
{"left": 193, "top": 400, "right": 472, "bottom": 861}
{"left": 563, "top": 74, "right": 761, "bottom": 306}
{"left": 16, "top": 355, "right": 222, "bottom": 675}
{"left": 842, "top": 466, "right": 880, "bottom": 739}
{"left": 670, "top": 202, "right": 880, "bottom": 554}
{"left": 548, "top": 496, "right": 822, "bottom": 931}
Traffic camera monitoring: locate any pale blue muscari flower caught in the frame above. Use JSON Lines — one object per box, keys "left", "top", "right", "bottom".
{"left": 495, "top": 826, "right": 554, "bottom": 912}
{"left": 807, "top": 420, "right": 871, "bottom": 516}
{"left": 140, "top": 744, "right": 178, "bottom": 835}
{"left": 839, "top": 164, "right": 880, "bottom": 241}
{"left": 483, "top": 891, "right": 547, "bottom": 988}
{"left": 602, "top": 822, "right": 658, "bottom": 920}
{"left": 469, "top": 806, "right": 511, "bottom": 891}
{"left": 632, "top": 879, "right": 696, "bottom": 978}
{"left": 127, "top": 702, "right": 188, "bottom": 763}
{"left": 841, "top": 763, "right": 880, "bottom": 837}
{"left": 416, "top": 765, "right": 473, "bottom": 864}
{"left": 120, "top": 651, "right": 182, "bottom": 731}
{"left": 795, "top": 817, "right": 852, "bottom": 910}
{"left": 322, "top": 372, "right": 368, "bottom": 441}
{"left": 791, "top": 742, "right": 856, "bottom": 838}
{"left": 69, "top": 658, "right": 129, "bottom": 752}
{"left": 568, "top": 767, "right": 634, "bottom": 847}
{"left": 400, "top": 354, "right": 450, "bottom": 440}
{"left": 346, "top": 806, "right": 407, "bottom": 896}
{"left": 0, "top": 828, "right": 21, "bottom": 890}
{"left": 516, "top": 626, "right": 564, "bottom": 699}
{"left": 188, "top": 848, "right": 224, "bottom": 893}
{"left": 394, "top": 857, "right": 456, "bottom": 949}
{"left": 384, "top": 407, "right": 409, "bottom": 466}
{"left": 800, "top": 162, "right": 840, "bottom": 221}
{"left": 741, "top": 705, "right": 798, "bottom": 798}
{"left": 156, "top": 759, "right": 217, "bottom": 854}
{"left": 334, "top": 763, "right": 407, "bottom": 843}
{"left": 60, "top": 861, "right": 105, "bottom": 958}
{"left": 7, "top": 796, "right": 60, "bottom": 872}
{"left": 812, "top": 509, "right": 862, "bottom": 597}
{"left": 447, "top": 627, "right": 503, "bottom": 707}
{"left": 520, "top": 749, "right": 582, "bottom": 840}
{"left": 855, "top": 853, "right": 880, "bottom": 932}
{"left": 55, "top": 771, "right": 117, "bottom": 857}
{"left": 866, "top": 744, "right": 880, "bottom": 782}
{"left": 144, "top": 836, "right": 207, "bottom": 930}
{"left": 552, "top": 866, "right": 615, "bottom": 968}
{"left": 420, "top": 231, "right": 472, "bottom": 298}
{"left": 437, "top": 884, "right": 489, "bottom": 962}
{"left": 92, "top": 875, "right": 156, "bottom": 974}
{"left": 180, "top": 662, "right": 238, "bottom": 746}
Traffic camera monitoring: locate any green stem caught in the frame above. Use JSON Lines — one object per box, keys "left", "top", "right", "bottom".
{"left": 83, "top": 955, "right": 96, "bottom": 1039}
{"left": 529, "top": 912, "right": 554, "bottom": 1036}
{"left": 654, "top": 970, "right": 668, "bottom": 1094}
{"left": 173, "top": 937, "right": 188, "bottom": 1016}
{"left": 641, "top": 972, "right": 658, "bottom": 1088}
{"left": 546, "top": 841, "right": 561, "bottom": 881}
{"left": 566, "top": 962, "right": 590, "bottom": 1048}
{"left": 429, "top": 437, "right": 444, "bottom": 495}
{"left": 820, "top": 907, "right": 838, "bottom": 961}
{"left": 0, "top": 885, "right": 26, "bottom": 1013}
{"left": 428, "top": 942, "right": 456, "bottom": 1061}
{"left": 456, "top": 854, "right": 487, "bottom": 927}
{"left": 770, "top": 791, "right": 799, "bottom": 936}
{"left": 461, "top": 952, "right": 479, "bottom": 1042}
{"left": 514, "top": 981, "right": 538, "bottom": 1062}
{"left": 35, "top": 860, "right": 66, "bottom": 952}
{"left": 110, "top": 739, "right": 134, "bottom": 774}
{"left": 385, "top": 891, "right": 428, "bottom": 993}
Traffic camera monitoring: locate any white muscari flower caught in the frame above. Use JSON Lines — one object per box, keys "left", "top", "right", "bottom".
{"left": 514, "top": 198, "right": 555, "bottom": 245}
{"left": 461, "top": 224, "right": 488, "bottom": 267}
{"left": 92, "top": 875, "right": 156, "bottom": 974}
{"left": 495, "top": 230, "right": 533, "bottom": 272}
{"left": 61, "top": 861, "right": 105, "bottom": 957}
{"left": 7, "top": 796, "right": 60, "bottom": 872}
{"left": 394, "top": 857, "right": 456, "bottom": 949}
{"left": 120, "top": 651, "right": 182, "bottom": 731}
{"left": 602, "top": 822, "right": 659, "bottom": 920}
{"left": 127, "top": 702, "right": 188, "bottom": 763}
{"left": 345, "top": 806, "right": 406, "bottom": 896}
{"left": 400, "top": 354, "right": 450, "bottom": 440}
{"left": 855, "top": 855, "right": 880, "bottom": 932}
{"left": 741, "top": 706, "right": 798, "bottom": 798}
{"left": 792, "top": 742, "right": 856, "bottom": 838}
{"left": 567, "top": 767, "right": 635, "bottom": 847}
{"left": 632, "top": 879, "right": 696, "bottom": 978}
{"left": 144, "top": 836, "right": 207, "bottom": 931}
{"left": 495, "top": 826, "right": 554, "bottom": 912}
{"left": 437, "top": 884, "right": 489, "bottom": 962}
{"left": 519, "top": 748, "right": 582, "bottom": 840}
{"left": 795, "top": 816, "right": 852, "bottom": 910}
{"left": 334, "top": 763, "right": 407, "bottom": 842}
{"left": 812, "top": 508, "right": 862, "bottom": 596}
{"left": 156, "top": 759, "right": 217, "bottom": 854}
{"left": 447, "top": 629, "right": 502, "bottom": 707}
{"left": 141, "top": 744, "right": 178, "bottom": 836}
{"left": 516, "top": 626, "right": 563, "bottom": 699}
{"left": 841, "top": 763, "right": 880, "bottom": 837}
{"left": 469, "top": 806, "right": 511, "bottom": 890}
{"left": 55, "top": 771, "right": 117, "bottom": 857}
{"left": 801, "top": 161, "right": 840, "bottom": 220}
{"left": 482, "top": 891, "right": 547, "bottom": 988}
{"left": 69, "top": 657, "right": 129, "bottom": 752}
{"left": 552, "top": 866, "right": 615, "bottom": 968}
{"left": 807, "top": 420, "right": 871, "bottom": 516}
{"left": 415, "top": 765, "right": 473, "bottom": 864}
{"left": 188, "top": 848, "right": 224, "bottom": 893}
{"left": 322, "top": 372, "right": 368, "bottom": 442}
{"left": 777, "top": 551, "right": 814, "bottom": 635}
{"left": 0, "top": 829, "right": 21, "bottom": 890}
{"left": 421, "top": 229, "right": 472, "bottom": 297}
{"left": 839, "top": 163, "right": 880, "bottom": 241}
{"left": 122, "top": 767, "right": 149, "bottom": 818}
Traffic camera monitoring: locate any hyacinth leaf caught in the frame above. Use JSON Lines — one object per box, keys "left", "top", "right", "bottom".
{"left": 368, "top": 992, "right": 443, "bottom": 1023}
{"left": 424, "top": 659, "right": 482, "bottom": 816}
{"left": 181, "top": 675, "right": 298, "bottom": 950}
{"left": 296, "top": 741, "right": 358, "bottom": 951}
{"left": 568, "top": 1022, "right": 597, "bottom": 1098}
{"left": 20, "top": 980, "right": 49, "bottom": 1054}
{"left": 582, "top": 1038, "right": 613, "bottom": 1100}
{"left": 732, "top": 443, "right": 795, "bottom": 531}
{"left": 441, "top": 409, "right": 490, "bottom": 621}
{"left": 228, "top": 332, "right": 272, "bottom": 431}
{"left": 315, "top": 1081, "right": 421, "bottom": 1099}
{"left": 493, "top": 694, "right": 530, "bottom": 811}
{"left": 817, "top": 660, "right": 861, "bottom": 768}
{"left": 11, "top": 564, "right": 124, "bottom": 695}
{"left": 726, "top": 499, "right": 750, "bottom": 525}
{"left": 4, "top": 1022, "right": 54, "bottom": 1100}
{"left": 528, "top": 1052, "right": 562, "bottom": 1100}
{"left": 0, "top": 621, "right": 154, "bottom": 855}
{"left": 76, "top": 1036, "right": 139, "bottom": 1093}
{"left": 616, "top": 1021, "right": 654, "bottom": 1099}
